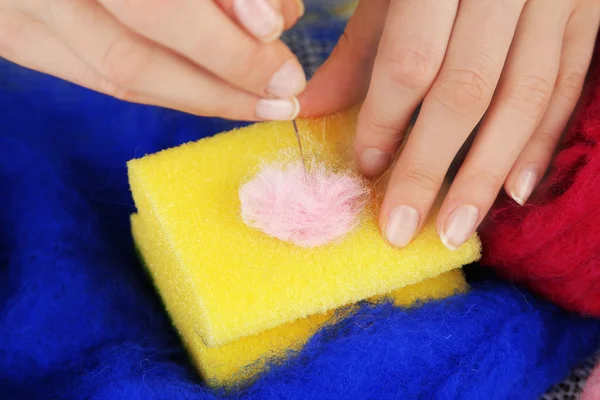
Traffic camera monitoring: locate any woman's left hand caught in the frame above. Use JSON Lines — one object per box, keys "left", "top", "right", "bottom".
{"left": 300, "top": 0, "right": 600, "bottom": 250}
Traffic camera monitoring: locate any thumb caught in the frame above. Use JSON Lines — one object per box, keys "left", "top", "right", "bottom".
{"left": 298, "top": 0, "right": 389, "bottom": 117}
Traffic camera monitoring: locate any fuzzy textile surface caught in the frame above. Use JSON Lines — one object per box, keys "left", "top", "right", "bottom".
{"left": 1, "top": 20, "right": 600, "bottom": 400}
{"left": 239, "top": 160, "right": 370, "bottom": 247}
{"left": 480, "top": 41, "right": 600, "bottom": 317}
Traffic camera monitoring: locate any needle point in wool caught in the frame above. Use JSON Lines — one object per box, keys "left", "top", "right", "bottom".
{"left": 292, "top": 119, "right": 308, "bottom": 179}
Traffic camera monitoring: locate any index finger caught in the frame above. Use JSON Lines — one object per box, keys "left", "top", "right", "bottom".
{"left": 98, "top": 0, "right": 306, "bottom": 98}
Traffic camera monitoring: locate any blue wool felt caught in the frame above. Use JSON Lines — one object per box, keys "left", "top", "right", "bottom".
{"left": 1, "top": 28, "right": 600, "bottom": 399}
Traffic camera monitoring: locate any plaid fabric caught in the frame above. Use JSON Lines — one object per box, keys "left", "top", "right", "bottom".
{"left": 304, "top": 0, "right": 358, "bottom": 18}
{"left": 282, "top": 13, "right": 597, "bottom": 400}
{"left": 282, "top": 15, "right": 345, "bottom": 78}
{"left": 542, "top": 356, "right": 597, "bottom": 400}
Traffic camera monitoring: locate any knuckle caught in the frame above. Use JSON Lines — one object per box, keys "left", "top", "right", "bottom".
{"left": 503, "top": 75, "right": 553, "bottom": 118}
{"left": 399, "top": 166, "right": 441, "bottom": 193}
{"left": 360, "top": 107, "right": 403, "bottom": 142}
{"left": 434, "top": 68, "right": 493, "bottom": 118}
{"left": 380, "top": 45, "right": 440, "bottom": 91}
{"left": 100, "top": 39, "right": 150, "bottom": 87}
{"left": 555, "top": 69, "right": 586, "bottom": 102}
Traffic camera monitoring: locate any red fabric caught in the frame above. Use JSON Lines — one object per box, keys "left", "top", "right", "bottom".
{"left": 480, "top": 43, "right": 600, "bottom": 316}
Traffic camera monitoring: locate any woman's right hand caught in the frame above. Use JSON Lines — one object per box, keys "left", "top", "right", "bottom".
{"left": 0, "top": 0, "right": 306, "bottom": 121}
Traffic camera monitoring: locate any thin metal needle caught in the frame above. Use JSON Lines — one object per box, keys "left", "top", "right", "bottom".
{"left": 292, "top": 120, "right": 308, "bottom": 179}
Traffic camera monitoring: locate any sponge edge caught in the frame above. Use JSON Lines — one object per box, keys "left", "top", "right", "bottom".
{"left": 132, "top": 212, "right": 468, "bottom": 387}
{"left": 127, "top": 107, "right": 482, "bottom": 348}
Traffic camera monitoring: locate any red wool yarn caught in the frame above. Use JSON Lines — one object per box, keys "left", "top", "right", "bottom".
{"left": 480, "top": 45, "right": 600, "bottom": 316}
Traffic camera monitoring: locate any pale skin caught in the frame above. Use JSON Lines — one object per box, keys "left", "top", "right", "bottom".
{"left": 0, "top": 0, "right": 307, "bottom": 120}
{"left": 1, "top": 0, "right": 599, "bottom": 250}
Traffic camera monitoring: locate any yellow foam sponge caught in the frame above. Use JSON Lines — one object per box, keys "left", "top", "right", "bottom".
{"left": 132, "top": 211, "right": 468, "bottom": 386}
{"left": 127, "top": 107, "right": 481, "bottom": 349}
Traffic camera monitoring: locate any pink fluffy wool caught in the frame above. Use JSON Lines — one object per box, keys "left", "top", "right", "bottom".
{"left": 239, "top": 160, "right": 370, "bottom": 248}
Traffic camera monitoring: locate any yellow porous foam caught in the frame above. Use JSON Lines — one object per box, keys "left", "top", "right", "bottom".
{"left": 127, "top": 107, "right": 481, "bottom": 348}
{"left": 132, "top": 212, "right": 468, "bottom": 386}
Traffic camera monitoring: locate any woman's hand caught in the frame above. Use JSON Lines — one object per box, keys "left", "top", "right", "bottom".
{"left": 300, "top": 0, "right": 600, "bottom": 250}
{"left": 0, "top": 0, "right": 306, "bottom": 121}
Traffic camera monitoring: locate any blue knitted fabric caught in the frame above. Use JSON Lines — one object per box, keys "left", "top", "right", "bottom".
{"left": 1, "top": 17, "right": 599, "bottom": 400}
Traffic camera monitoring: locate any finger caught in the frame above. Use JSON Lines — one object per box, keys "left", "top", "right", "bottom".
{"left": 354, "top": 0, "right": 458, "bottom": 178}
{"left": 0, "top": 9, "right": 295, "bottom": 121}
{"left": 298, "top": 0, "right": 389, "bottom": 117}
{"left": 505, "top": 1, "right": 600, "bottom": 205}
{"left": 380, "top": 0, "right": 525, "bottom": 249}
{"left": 41, "top": 0, "right": 299, "bottom": 121}
{"left": 437, "top": 0, "right": 573, "bottom": 250}
{"left": 0, "top": 10, "right": 123, "bottom": 97}
{"left": 281, "top": 0, "right": 305, "bottom": 29}
{"left": 215, "top": 0, "right": 304, "bottom": 31}
{"left": 98, "top": 0, "right": 305, "bottom": 99}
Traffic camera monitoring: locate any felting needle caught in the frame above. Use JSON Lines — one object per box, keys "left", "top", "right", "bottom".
{"left": 292, "top": 119, "right": 308, "bottom": 179}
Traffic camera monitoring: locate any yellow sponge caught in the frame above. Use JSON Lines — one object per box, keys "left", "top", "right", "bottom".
{"left": 127, "top": 107, "right": 481, "bottom": 350}
{"left": 132, "top": 211, "right": 468, "bottom": 386}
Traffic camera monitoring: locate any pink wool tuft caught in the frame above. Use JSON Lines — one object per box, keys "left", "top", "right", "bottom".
{"left": 239, "top": 160, "right": 370, "bottom": 248}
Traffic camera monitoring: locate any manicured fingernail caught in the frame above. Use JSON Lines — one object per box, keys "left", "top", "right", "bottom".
{"left": 384, "top": 206, "right": 419, "bottom": 248}
{"left": 511, "top": 165, "right": 539, "bottom": 205}
{"left": 233, "top": 0, "right": 284, "bottom": 42}
{"left": 360, "top": 148, "right": 392, "bottom": 177}
{"left": 294, "top": 0, "right": 305, "bottom": 17}
{"left": 267, "top": 60, "right": 306, "bottom": 98}
{"left": 441, "top": 205, "right": 479, "bottom": 251}
{"left": 256, "top": 97, "right": 299, "bottom": 120}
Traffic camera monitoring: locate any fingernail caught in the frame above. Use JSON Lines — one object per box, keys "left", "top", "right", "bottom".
{"left": 360, "top": 148, "right": 392, "bottom": 177}
{"left": 267, "top": 60, "right": 306, "bottom": 98}
{"left": 233, "top": 0, "right": 284, "bottom": 42}
{"left": 441, "top": 205, "right": 479, "bottom": 251}
{"left": 384, "top": 206, "right": 420, "bottom": 248}
{"left": 511, "top": 165, "right": 539, "bottom": 205}
{"left": 294, "top": 0, "right": 305, "bottom": 17}
{"left": 256, "top": 97, "right": 300, "bottom": 120}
